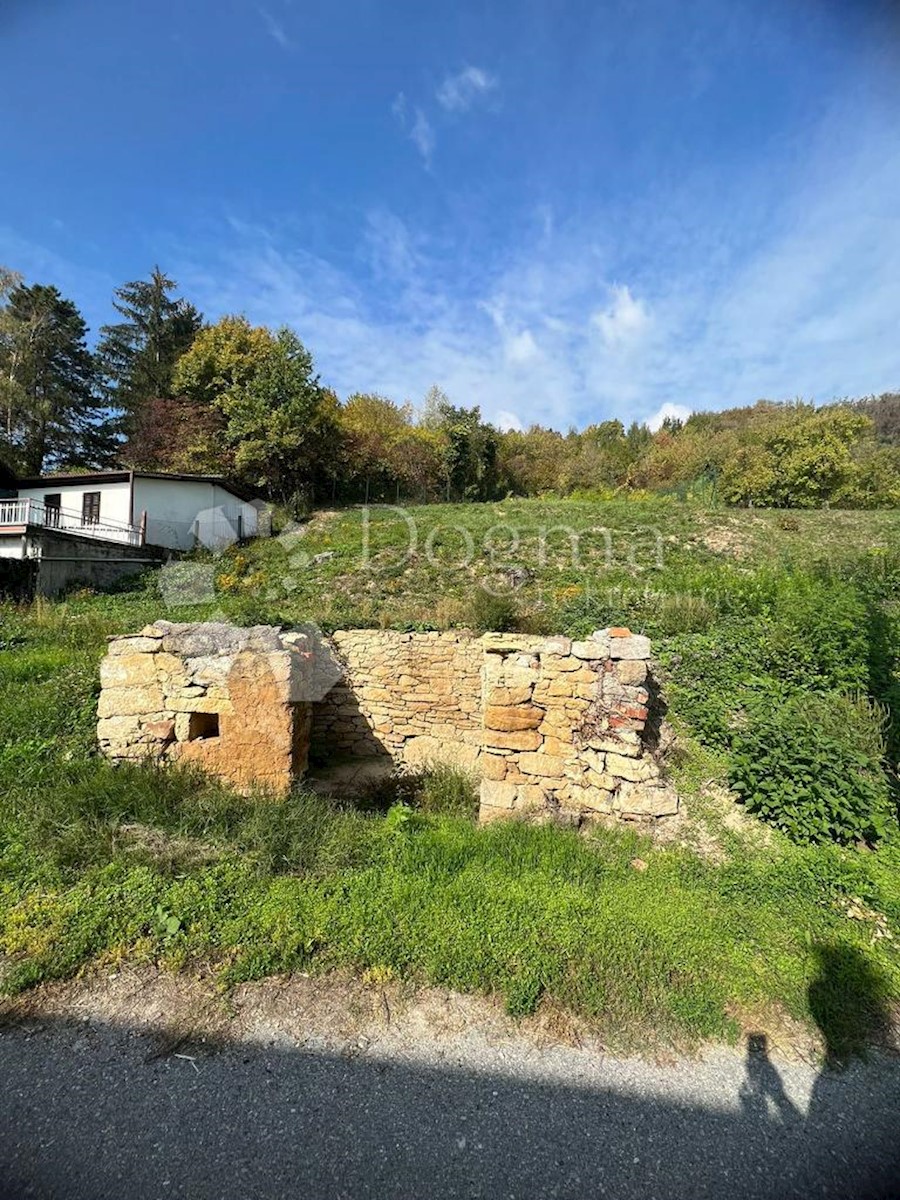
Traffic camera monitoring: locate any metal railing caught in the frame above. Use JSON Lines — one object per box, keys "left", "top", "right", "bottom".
{"left": 0, "top": 498, "right": 142, "bottom": 546}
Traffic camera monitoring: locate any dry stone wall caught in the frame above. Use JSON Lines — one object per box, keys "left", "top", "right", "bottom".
{"left": 311, "top": 630, "right": 483, "bottom": 771}
{"left": 97, "top": 622, "right": 677, "bottom": 823}
{"left": 478, "top": 629, "right": 676, "bottom": 823}
{"left": 98, "top": 622, "right": 312, "bottom": 796}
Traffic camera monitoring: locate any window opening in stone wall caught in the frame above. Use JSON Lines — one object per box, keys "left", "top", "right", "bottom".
{"left": 187, "top": 711, "right": 219, "bottom": 740}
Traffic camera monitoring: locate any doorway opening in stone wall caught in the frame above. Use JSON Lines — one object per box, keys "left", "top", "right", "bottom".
{"left": 308, "top": 682, "right": 397, "bottom": 806}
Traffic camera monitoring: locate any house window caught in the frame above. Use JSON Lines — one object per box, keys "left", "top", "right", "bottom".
{"left": 43, "top": 494, "right": 61, "bottom": 527}
{"left": 82, "top": 492, "right": 101, "bottom": 526}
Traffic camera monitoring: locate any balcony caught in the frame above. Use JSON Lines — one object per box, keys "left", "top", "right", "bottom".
{"left": 0, "top": 498, "right": 142, "bottom": 547}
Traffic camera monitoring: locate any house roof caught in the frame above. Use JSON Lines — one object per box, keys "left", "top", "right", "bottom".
{"left": 17, "top": 470, "right": 259, "bottom": 504}
{"left": 19, "top": 471, "right": 132, "bottom": 488}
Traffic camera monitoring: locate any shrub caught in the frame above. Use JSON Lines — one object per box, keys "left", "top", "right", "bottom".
{"left": 729, "top": 693, "right": 893, "bottom": 845}
{"left": 761, "top": 573, "right": 869, "bottom": 693}
{"left": 660, "top": 620, "right": 773, "bottom": 748}
{"left": 466, "top": 586, "right": 518, "bottom": 633}
{"left": 416, "top": 764, "right": 479, "bottom": 818}
{"left": 842, "top": 547, "right": 900, "bottom": 604}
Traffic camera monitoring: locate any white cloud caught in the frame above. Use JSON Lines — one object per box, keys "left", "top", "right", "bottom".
{"left": 495, "top": 410, "right": 525, "bottom": 432}
{"left": 591, "top": 285, "right": 650, "bottom": 347}
{"left": 258, "top": 6, "right": 291, "bottom": 49}
{"left": 436, "top": 66, "right": 497, "bottom": 113}
{"left": 646, "top": 402, "right": 692, "bottom": 432}
{"left": 481, "top": 301, "right": 541, "bottom": 367}
{"left": 410, "top": 109, "right": 435, "bottom": 167}
{"left": 505, "top": 329, "right": 539, "bottom": 365}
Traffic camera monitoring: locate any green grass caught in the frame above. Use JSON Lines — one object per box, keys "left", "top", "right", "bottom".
{"left": 1, "top": 496, "right": 899, "bottom": 1058}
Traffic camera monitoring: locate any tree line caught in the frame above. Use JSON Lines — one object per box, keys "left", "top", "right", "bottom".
{"left": 1, "top": 264, "right": 898, "bottom": 509}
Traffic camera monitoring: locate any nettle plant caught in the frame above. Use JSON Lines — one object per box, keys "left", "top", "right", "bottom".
{"left": 729, "top": 693, "right": 894, "bottom": 845}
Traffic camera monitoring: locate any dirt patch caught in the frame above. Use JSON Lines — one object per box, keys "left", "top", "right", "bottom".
{"left": 0, "top": 967, "right": 603, "bottom": 1068}
{"left": 649, "top": 782, "right": 775, "bottom": 861}
{"left": 699, "top": 523, "right": 751, "bottom": 559}
{"left": 0, "top": 964, "right": 700, "bottom": 1067}
{"left": 1, "top": 961, "right": 868, "bottom": 1069}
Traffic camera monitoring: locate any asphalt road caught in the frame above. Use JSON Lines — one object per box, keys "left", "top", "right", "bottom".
{"left": 1, "top": 1016, "right": 898, "bottom": 1200}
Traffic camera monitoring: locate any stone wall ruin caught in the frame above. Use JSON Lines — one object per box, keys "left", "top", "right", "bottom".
{"left": 98, "top": 622, "right": 677, "bottom": 822}
{"left": 97, "top": 623, "right": 313, "bottom": 796}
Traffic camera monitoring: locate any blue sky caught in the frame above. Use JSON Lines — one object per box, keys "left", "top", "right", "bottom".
{"left": 1, "top": 0, "right": 898, "bottom": 432}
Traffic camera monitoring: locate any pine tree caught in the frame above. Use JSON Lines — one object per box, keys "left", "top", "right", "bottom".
{"left": 0, "top": 282, "right": 109, "bottom": 473}
{"left": 97, "top": 267, "right": 202, "bottom": 434}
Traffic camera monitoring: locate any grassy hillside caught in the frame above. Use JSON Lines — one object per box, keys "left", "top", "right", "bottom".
{"left": 208, "top": 497, "right": 900, "bottom": 631}
{"left": 1, "top": 497, "right": 899, "bottom": 1056}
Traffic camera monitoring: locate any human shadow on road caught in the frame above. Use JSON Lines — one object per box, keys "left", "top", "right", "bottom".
{"left": 738, "top": 1033, "right": 802, "bottom": 1124}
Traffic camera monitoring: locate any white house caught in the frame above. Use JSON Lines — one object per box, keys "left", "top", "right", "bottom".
{"left": 0, "top": 469, "right": 266, "bottom": 595}
{"left": 2, "top": 470, "right": 261, "bottom": 553}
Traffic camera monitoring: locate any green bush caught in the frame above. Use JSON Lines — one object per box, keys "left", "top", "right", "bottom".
{"left": 841, "top": 547, "right": 900, "bottom": 604}
{"left": 760, "top": 572, "right": 870, "bottom": 693}
{"left": 416, "top": 764, "right": 479, "bottom": 818}
{"left": 729, "top": 693, "right": 894, "bottom": 845}
{"left": 466, "top": 586, "right": 518, "bottom": 633}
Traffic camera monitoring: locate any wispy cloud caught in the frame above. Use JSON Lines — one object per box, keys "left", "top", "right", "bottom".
{"left": 392, "top": 93, "right": 435, "bottom": 168}
{"left": 393, "top": 66, "right": 498, "bottom": 167}
{"left": 364, "top": 210, "right": 421, "bottom": 281}
{"left": 436, "top": 66, "right": 498, "bottom": 113}
{"left": 258, "top": 5, "right": 291, "bottom": 49}
{"left": 0, "top": 225, "right": 114, "bottom": 334}
{"left": 409, "top": 109, "right": 435, "bottom": 168}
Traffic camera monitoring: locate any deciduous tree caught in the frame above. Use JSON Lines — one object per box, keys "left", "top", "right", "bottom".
{"left": 173, "top": 316, "right": 340, "bottom": 505}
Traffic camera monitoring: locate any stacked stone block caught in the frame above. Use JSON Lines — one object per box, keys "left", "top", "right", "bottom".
{"left": 478, "top": 627, "right": 677, "bottom": 824}
{"left": 311, "top": 630, "right": 483, "bottom": 770}
{"left": 97, "top": 622, "right": 312, "bottom": 796}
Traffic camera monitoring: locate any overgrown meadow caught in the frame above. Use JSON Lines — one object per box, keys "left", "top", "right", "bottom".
{"left": 1, "top": 496, "right": 899, "bottom": 1058}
